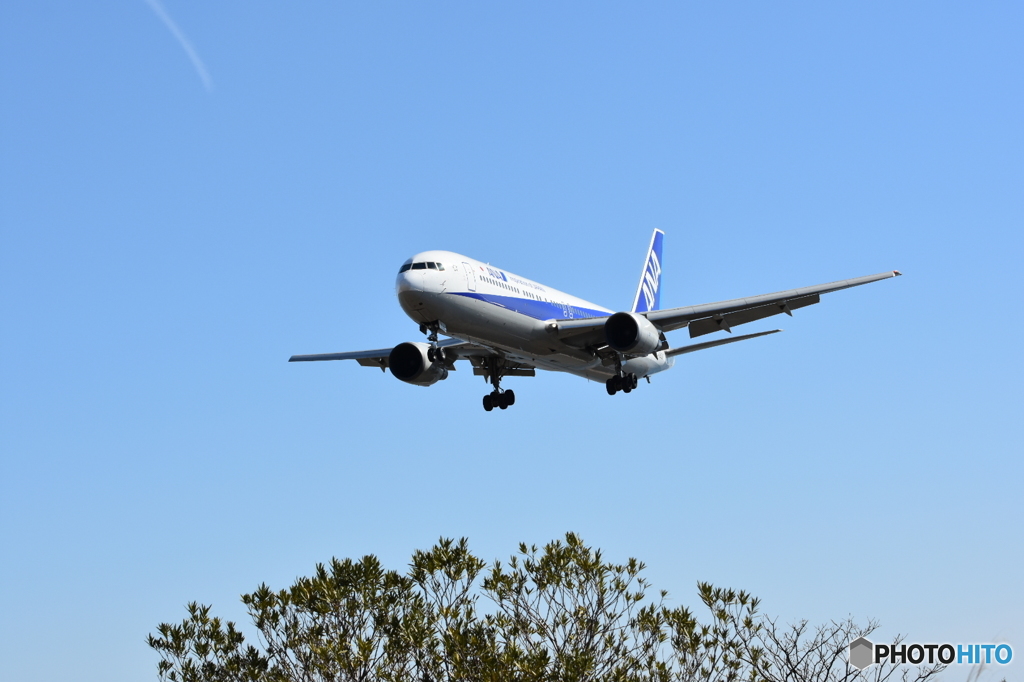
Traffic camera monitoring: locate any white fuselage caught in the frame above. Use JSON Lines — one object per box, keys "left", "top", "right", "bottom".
{"left": 395, "top": 250, "right": 674, "bottom": 382}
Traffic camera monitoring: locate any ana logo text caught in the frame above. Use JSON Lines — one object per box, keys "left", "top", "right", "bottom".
{"left": 640, "top": 250, "right": 661, "bottom": 310}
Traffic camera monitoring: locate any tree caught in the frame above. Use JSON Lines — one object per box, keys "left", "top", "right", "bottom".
{"left": 149, "top": 533, "right": 944, "bottom": 682}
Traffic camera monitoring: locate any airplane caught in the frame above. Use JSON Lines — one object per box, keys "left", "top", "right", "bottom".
{"left": 290, "top": 230, "right": 901, "bottom": 411}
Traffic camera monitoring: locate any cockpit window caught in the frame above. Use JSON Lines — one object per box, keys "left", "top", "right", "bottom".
{"left": 401, "top": 261, "right": 445, "bottom": 272}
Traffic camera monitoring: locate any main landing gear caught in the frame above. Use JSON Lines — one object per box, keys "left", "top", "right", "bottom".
{"left": 606, "top": 373, "right": 639, "bottom": 396}
{"left": 483, "top": 389, "right": 515, "bottom": 412}
{"left": 481, "top": 356, "right": 516, "bottom": 412}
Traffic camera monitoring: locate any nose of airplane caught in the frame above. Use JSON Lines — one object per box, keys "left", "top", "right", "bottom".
{"left": 395, "top": 267, "right": 422, "bottom": 294}
{"left": 396, "top": 262, "right": 430, "bottom": 320}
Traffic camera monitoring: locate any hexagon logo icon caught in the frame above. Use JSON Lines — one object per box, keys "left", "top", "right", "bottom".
{"left": 849, "top": 637, "right": 874, "bottom": 670}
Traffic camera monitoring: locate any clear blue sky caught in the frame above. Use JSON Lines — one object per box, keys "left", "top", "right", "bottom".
{"left": 1, "top": 3, "right": 1021, "bottom": 681}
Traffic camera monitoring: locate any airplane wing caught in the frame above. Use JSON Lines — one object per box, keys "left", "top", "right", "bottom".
{"left": 290, "top": 347, "right": 399, "bottom": 366}
{"left": 289, "top": 337, "right": 502, "bottom": 370}
{"left": 551, "top": 270, "right": 900, "bottom": 347}
{"left": 648, "top": 270, "right": 901, "bottom": 338}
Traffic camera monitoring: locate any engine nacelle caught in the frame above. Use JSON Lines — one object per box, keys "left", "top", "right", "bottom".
{"left": 388, "top": 342, "right": 449, "bottom": 386}
{"left": 604, "top": 312, "right": 662, "bottom": 355}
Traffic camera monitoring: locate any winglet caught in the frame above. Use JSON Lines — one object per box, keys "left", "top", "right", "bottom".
{"left": 631, "top": 229, "right": 665, "bottom": 313}
{"left": 893, "top": 270, "right": 902, "bottom": 276}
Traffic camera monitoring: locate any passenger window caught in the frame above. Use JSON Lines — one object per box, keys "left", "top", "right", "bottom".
{"left": 427, "top": 262, "right": 437, "bottom": 269}
{"left": 399, "top": 263, "right": 412, "bottom": 273}
{"left": 412, "top": 262, "right": 426, "bottom": 270}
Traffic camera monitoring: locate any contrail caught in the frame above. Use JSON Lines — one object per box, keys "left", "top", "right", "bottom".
{"left": 144, "top": 0, "right": 213, "bottom": 91}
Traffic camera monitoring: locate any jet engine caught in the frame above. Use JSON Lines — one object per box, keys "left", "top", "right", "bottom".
{"left": 388, "top": 342, "right": 449, "bottom": 386}
{"left": 604, "top": 312, "right": 662, "bottom": 355}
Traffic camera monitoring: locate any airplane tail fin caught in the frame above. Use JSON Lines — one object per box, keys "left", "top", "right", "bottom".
{"left": 630, "top": 229, "right": 664, "bottom": 313}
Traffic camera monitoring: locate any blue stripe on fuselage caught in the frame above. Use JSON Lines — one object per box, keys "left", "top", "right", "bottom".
{"left": 451, "top": 292, "right": 610, "bottom": 321}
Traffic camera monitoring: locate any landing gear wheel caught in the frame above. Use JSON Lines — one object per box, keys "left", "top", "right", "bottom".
{"left": 606, "top": 377, "right": 619, "bottom": 395}
{"left": 630, "top": 373, "right": 638, "bottom": 390}
{"left": 483, "top": 394, "right": 493, "bottom": 411}
{"left": 504, "top": 390, "right": 515, "bottom": 406}
{"left": 494, "top": 391, "right": 508, "bottom": 409}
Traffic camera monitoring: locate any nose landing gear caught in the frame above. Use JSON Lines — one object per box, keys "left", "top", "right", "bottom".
{"left": 422, "top": 323, "right": 445, "bottom": 363}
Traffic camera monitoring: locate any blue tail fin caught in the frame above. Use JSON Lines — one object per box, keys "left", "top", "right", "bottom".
{"left": 631, "top": 229, "right": 664, "bottom": 313}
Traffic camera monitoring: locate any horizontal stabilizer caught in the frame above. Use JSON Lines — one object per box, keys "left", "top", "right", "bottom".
{"left": 666, "top": 329, "right": 782, "bottom": 357}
